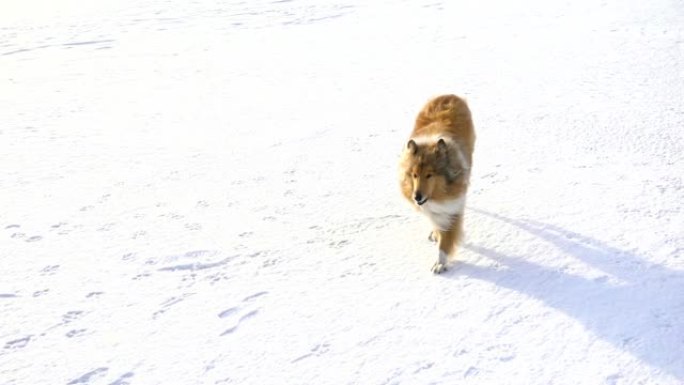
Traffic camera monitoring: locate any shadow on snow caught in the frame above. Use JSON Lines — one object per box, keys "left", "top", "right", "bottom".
{"left": 452, "top": 208, "right": 683, "bottom": 380}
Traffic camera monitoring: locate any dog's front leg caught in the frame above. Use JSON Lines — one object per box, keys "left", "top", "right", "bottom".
{"left": 432, "top": 215, "right": 463, "bottom": 274}
{"left": 432, "top": 229, "right": 455, "bottom": 274}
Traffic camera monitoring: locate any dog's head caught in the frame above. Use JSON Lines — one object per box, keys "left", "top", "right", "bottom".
{"left": 400, "top": 138, "right": 451, "bottom": 206}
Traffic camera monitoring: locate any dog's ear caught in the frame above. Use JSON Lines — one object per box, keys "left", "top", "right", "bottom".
{"left": 437, "top": 138, "right": 448, "bottom": 153}
{"left": 436, "top": 138, "right": 450, "bottom": 169}
{"left": 406, "top": 139, "right": 418, "bottom": 155}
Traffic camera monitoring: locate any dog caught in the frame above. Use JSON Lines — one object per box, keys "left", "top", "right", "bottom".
{"left": 399, "top": 94, "right": 475, "bottom": 273}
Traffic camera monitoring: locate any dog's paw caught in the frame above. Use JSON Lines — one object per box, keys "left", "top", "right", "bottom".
{"left": 428, "top": 230, "right": 439, "bottom": 243}
{"left": 431, "top": 262, "right": 447, "bottom": 274}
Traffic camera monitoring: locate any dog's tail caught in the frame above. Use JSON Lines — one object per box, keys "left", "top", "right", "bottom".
{"left": 415, "top": 94, "right": 471, "bottom": 131}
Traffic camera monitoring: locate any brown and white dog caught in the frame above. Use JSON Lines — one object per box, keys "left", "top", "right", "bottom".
{"left": 399, "top": 94, "right": 475, "bottom": 273}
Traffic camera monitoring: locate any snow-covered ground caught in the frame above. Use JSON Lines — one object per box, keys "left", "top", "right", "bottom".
{"left": 1, "top": 0, "right": 683, "bottom": 384}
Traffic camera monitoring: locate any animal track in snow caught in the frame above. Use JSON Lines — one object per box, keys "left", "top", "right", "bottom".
{"left": 66, "top": 329, "right": 87, "bottom": 338}
{"left": 132, "top": 272, "right": 151, "bottom": 280}
{"left": 4, "top": 336, "right": 31, "bottom": 349}
{"left": 62, "top": 310, "right": 84, "bottom": 324}
{"left": 98, "top": 223, "right": 116, "bottom": 232}
{"left": 67, "top": 367, "right": 109, "bottom": 385}
{"left": 243, "top": 291, "right": 268, "bottom": 302}
{"left": 262, "top": 258, "right": 278, "bottom": 268}
{"left": 25, "top": 235, "right": 43, "bottom": 242}
{"left": 184, "top": 222, "right": 202, "bottom": 230}
{"left": 412, "top": 361, "right": 435, "bottom": 374}
{"left": 153, "top": 293, "right": 194, "bottom": 319}
{"left": 218, "top": 307, "right": 239, "bottom": 318}
{"left": 291, "top": 342, "right": 331, "bottom": 363}
{"left": 329, "top": 239, "right": 350, "bottom": 249}
{"left": 62, "top": 39, "right": 114, "bottom": 47}
{"left": 220, "top": 310, "right": 258, "bottom": 336}
{"left": 157, "top": 250, "right": 236, "bottom": 273}
{"left": 218, "top": 291, "right": 268, "bottom": 336}
{"left": 184, "top": 250, "right": 213, "bottom": 258}
{"left": 108, "top": 372, "right": 134, "bottom": 385}
{"left": 40, "top": 265, "right": 60, "bottom": 275}
{"left": 463, "top": 366, "right": 479, "bottom": 378}
{"left": 485, "top": 344, "right": 516, "bottom": 362}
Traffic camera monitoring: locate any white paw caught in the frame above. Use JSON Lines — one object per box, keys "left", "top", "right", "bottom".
{"left": 428, "top": 230, "right": 439, "bottom": 243}
{"left": 431, "top": 262, "right": 447, "bottom": 274}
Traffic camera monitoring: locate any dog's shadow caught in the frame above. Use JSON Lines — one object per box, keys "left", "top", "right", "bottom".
{"left": 450, "top": 208, "right": 683, "bottom": 380}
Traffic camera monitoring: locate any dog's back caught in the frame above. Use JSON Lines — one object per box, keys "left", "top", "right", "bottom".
{"left": 412, "top": 94, "right": 475, "bottom": 161}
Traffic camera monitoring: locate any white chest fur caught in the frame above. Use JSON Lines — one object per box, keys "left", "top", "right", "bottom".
{"left": 420, "top": 196, "right": 465, "bottom": 230}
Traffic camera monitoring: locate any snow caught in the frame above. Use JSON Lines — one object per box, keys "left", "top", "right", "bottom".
{"left": 1, "top": 0, "right": 683, "bottom": 384}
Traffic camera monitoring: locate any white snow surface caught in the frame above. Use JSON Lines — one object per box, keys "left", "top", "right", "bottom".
{"left": 1, "top": 0, "right": 683, "bottom": 384}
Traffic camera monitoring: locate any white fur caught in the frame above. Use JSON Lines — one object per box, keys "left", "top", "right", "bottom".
{"left": 421, "top": 196, "right": 465, "bottom": 231}
{"left": 431, "top": 250, "right": 448, "bottom": 273}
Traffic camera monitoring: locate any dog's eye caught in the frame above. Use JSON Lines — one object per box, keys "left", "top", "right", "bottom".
{"left": 426, "top": 174, "right": 432, "bottom": 179}
{"left": 412, "top": 173, "right": 417, "bottom": 179}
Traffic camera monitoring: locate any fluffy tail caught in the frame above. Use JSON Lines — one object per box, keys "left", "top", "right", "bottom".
{"left": 414, "top": 94, "right": 471, "bottom": 131}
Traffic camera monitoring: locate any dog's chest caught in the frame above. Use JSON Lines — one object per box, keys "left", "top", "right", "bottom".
{"left": 420, "top": 196, "right": 465, "bottom": 230}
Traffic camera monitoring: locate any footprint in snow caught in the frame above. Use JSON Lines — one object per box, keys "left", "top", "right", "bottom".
{"left": 218, "top": 307, "right": 239, "bottom": 318}
{"left": 97, "top": 223, "right": 115, "bottom": 232}
{"left": 184, "top": 223, "right": 202, "bottom": 231}
{"left": 33, "top": 289, "right": 49, "bottom": 297}
{"left": 463, "top": 366, "right": 479, "bottom": 378}
{"left": 329, "top": 239, "right": 350, "bottom": 249}
{"left": 485, "top": 343, "right": 516, "bottom": 362}
{"left": 152, "top": 293, "right": 194, "bottom": 319}
{"left": 67, "top": 367, "right": 108, "bottom": 385}
{"left": 109, "top": 372, "right": 135, "bottom": 385}
{"left": 220, "top": 310, "right": 259, "bottom": 336}
{"left": 243, "top": 291, "right": 268, "bottom": 302}
{"left": 62, "top": 310, "right": 84, "bottom": 324}
{"left": 40, "top": 265, "right": 59, "bottom": 275}
{"left": 66, "top": 329, "right": 87, "bottom": 338}
{"left": 291, "top": 343, "right": 331, "bottom": 363}
{"left": 4, "top": 336, "right": 31, "bottom": 349}
{"left": 218, "top": 291, "right": 268, "bottom": 336}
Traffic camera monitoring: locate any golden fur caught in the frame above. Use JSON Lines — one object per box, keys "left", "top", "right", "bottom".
{"left": 399, "top": 94, "right": 475, "bottom": 273}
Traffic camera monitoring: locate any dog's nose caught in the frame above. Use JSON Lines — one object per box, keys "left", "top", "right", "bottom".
{"left": 414, "top": 192, "right": 423, "bottom": 203}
